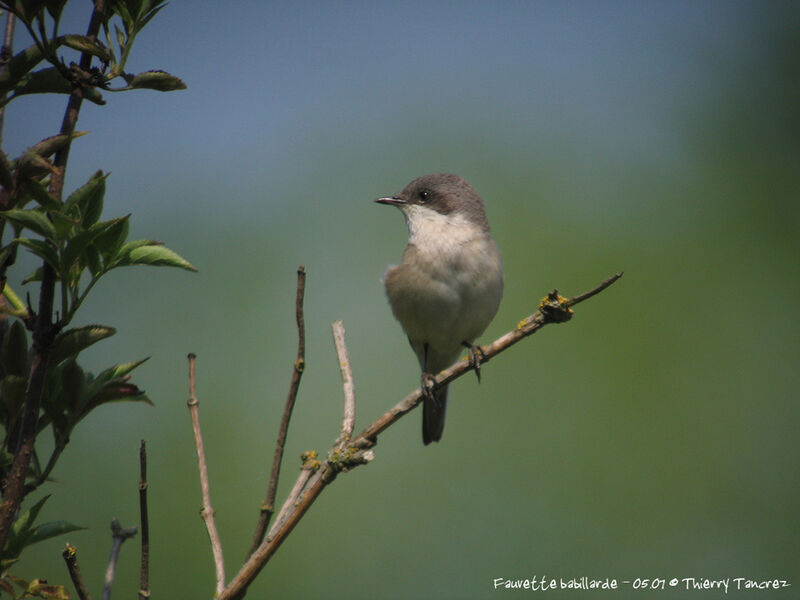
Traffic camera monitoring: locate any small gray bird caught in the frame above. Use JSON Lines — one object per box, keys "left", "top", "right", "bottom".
{"left": 376, "top": 173, "right": 504, "bottom": 444}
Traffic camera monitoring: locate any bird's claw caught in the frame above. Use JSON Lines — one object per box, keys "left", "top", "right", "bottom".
{"left": 462, "top": 342, "right": 485, "bottom": 383}
{"left": 421, "top": 373, "right": 436, "bottom": 401}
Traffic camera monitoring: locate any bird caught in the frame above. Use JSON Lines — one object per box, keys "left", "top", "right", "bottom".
{"left": 376, "top": 173, "right": 503, "bottom": 444}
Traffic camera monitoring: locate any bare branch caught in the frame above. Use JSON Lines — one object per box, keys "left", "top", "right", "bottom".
{"left": 62, "top": 544, "right": 92, "bottom": 600}
{"left": 248, "top": 266, "right": 307, "bottom": 556}
{"left": 332, "top": 320, "right": 355, "bottom": 448}
{"left": 138, "top": 440, "right": 150, "bottom": 600}
{"left": 217, "top": 273, "right": 622, "bottom": 600}
{"left": 187, "top": 353, "right": 226, "bottom": 596}
{"left": 266, "top": 451, "right": 320, "bottom": 540}
{"left": 102, "top": 519, "right": 137, "bottom": 600}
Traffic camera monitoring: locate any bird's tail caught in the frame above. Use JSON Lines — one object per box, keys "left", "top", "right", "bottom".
{"left": 423, "top": 384, "right": 448, "bottom": 445}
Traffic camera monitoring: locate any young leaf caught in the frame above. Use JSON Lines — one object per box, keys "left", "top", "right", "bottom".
{"left": 84, "top": 243, "right": 103, "bottom": 276}
{"left": 62, "top": 215, "right": 129, "bottom": 271}
{"left": 12, "top": 238, "right": 59, "bottom": 270}
{"left": 49, "top": 211, "right": 80, "bottom": 241}
{"left": 27, "top": 520, "right": 86, "bottom": 546}
{"left": 61, "top": 34, "right": 111, "bottom": 63}
{"left": 45, "top": 0, "right": 69, "bottom": 20}
{"left": 87, "top": 357, "right": 150, "bottom": 392}
{"left": 92, "top": 214, "right": 130, "bottom": 260}
{"left": 50, "top": 325, "right": 117, "bottom": 365}
{"left": 6, "top": 67, "right": 106, "bottom": 106}
{"left": 2, "top": 495, "right": 50, "bottom": 560}
{"left": 27, "top": 579, "right": 71, "bottom": 600}
{"left": 0, "top": 43, "right": 46, "bottom": 97}
{"left": 63, "top": 170, "right": 106, "bottom": 226}
{"left": 22, "top": 266, "right": 46, "bottom": 284}
{"left": 128, "top": 70, "right": 186, "bottom": 91}
{"left": 30, "top": 131, "right": 89, "bottom": 159}
{"left": 7, "top": 66, "right": 71, "bottom": 99}
{"left": 126, "top": 244, "right": 197, "bottom": 271}
{"left": 15, "top": 150, "right": 55, "bottom": 179}
{"left": 18, "top": 180, "right": 59, "bottom": 210}
{"left": 60, "top": 359, "right": 85, "bottom": 412}
{"left": 84, "top": 381, "right": 152, "bottom": 414}
{"left": 0, "top": 209, "right": 57, "bottom": 241}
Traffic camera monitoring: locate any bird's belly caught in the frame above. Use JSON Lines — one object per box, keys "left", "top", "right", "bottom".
{"left": 384, "top": 241, "right": 502, "bottom": 371}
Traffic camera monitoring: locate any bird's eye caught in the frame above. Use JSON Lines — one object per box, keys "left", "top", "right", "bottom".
{"left": 419, "top": 190, "right": 429, "bottom": 202}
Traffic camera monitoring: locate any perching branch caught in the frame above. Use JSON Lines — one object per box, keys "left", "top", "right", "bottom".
{"left": 138, "top": 440, "right": 150, "bottom": 600}
{"left": 353, "top": 272, "right": 624, "bottom": 445}
{"left": 214, "top": 272, "right": 622, "bottom": 600}
{"left": 248, "top": 265, "right": 307, "bottom": 556}
{"left": 187, "top": 353, "right": 226, "bottom": 596}
{"left": 102, "top": 519, "right": 137, "bottom": 600}
{"left": 62, "top": 544, "right": 92, "bottom": 600}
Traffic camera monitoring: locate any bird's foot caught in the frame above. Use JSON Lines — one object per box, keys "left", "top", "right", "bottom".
{"left": 462, "top": 342, "right": 485, "bottom": 383}
{"left": 421, "top": 372, "right": 436, "bottom": 401}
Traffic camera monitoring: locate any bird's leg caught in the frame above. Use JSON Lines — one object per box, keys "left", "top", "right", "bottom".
{"left": 462, "top": 342, "right": 485, "bottom": 383}
{"left": 421, "top": 342, "right": 436, "bottom": 400}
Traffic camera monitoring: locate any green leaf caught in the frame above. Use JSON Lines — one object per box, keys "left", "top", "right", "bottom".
{"left": 5, "top": 66, "right": 106, "bottom": 106}
{"left": 6, "top": 66, "right": 71, "bottom": 99}
{"left": 60, "top": 359, "right": 85, "bottom": 412}
{"left": 30, "top": 131, "right": 89, "bottom": 159}
{"left": 3, "top": 495, "right": 50, "bottom": 560}
{"left": 45, "top": 0, "right": 69, "bottom": 20}
{"left": 84, "top": 243, "right": 102, "bottom": 276}
{"left": 1, "top": 320, "right": 29, "bottom": 377}
{"left": 49, "top": 210, "right": 79, "bottom": 241}
{"left": 13, "top": 238, "right": 59, "bottom": 270}
{"left": 93, "top": 214, "right": 129, "bottom": 260}
{"left": 137, "top": 2, "right": 167, "bottom": 31}
{"left": 85, "top": 380, "right": 152, "bottom": 413}
{"left": 61, "top": 34, "right": 111, "bottom": 62}
{"left": 62, "top": 216, "right": 128, "bottom": 271}
{"left": 18, "top": 180, "right": 59, "bottom": 210}
{"left": 126, "top": 244, "right": 197, "bottom": 271}
{"left": 128, "top": 70, "right": 186, "bottom": 91}
{"left": 114, "top": 23, "right": 126, "bottom": 48}
{"left": 106, "top": 356, "right": 150, "bottom": 379}
{"left": 27, "top": 579, "right": 71, "bottom": 600}
{"left": 0, "top": 43, "right": 46, "bottom": 97}
{"left": 63, "top": 170, "right": 106, "bottom": 226}
{"left": 50, "top": 325, "right": 117, "bottom": 364}
{"left": 15, "top": 150, "right": 55, "bottom": 179}
{"left": 1, "top": 208, "right": 57, "bottom": 240}
{"left": 22, "top": 266, "right": 46, "bottom": 284}
{"left": 28, "top": 520, "right": 85, "bottom": 546}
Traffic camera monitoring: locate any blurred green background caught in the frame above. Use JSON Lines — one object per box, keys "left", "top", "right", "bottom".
{"left": 5, "top": 1, "right": 799, "bottom": 598}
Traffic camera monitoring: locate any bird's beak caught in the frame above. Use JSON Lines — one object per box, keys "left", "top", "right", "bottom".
{"left": 375, "top": 195, "right": 406, "bottom": 206}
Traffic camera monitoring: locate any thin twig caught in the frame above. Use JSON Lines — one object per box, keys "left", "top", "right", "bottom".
{"left": 138, "top": 440, "right": 150, "bottom": 600}
{"left": 102, "top": 519, "right": 137, "bottom": 600}
{"left": 332, "top": 320, "right": 355, "bottom": 448}
{"left": 62, "top": 544, "right": 92, "bottom": 600}
{"left": 248, "top": 266, "right": 307, "bottom": 556}
{"left": 266, "top": 451, "right": 319, "bottom": 540}
{"left": 217, "top": 273, "right": 622, "bottom": 600}
{"left": 187, "top": 353, "right": 226, "bottom": 596}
